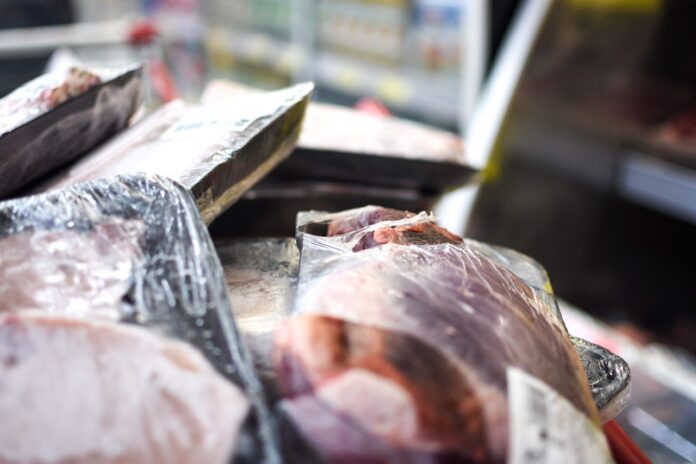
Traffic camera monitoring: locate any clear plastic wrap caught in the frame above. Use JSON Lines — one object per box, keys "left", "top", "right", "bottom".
{"left": 0, "top": 174, "right": 281, "bottom": 463}
{"left": 462, "top": 242, "right": 631, "bottom": 423}
{"left": 0, "top": 66, "right": 142, "bottom": 199}
{"left": 270, "top": 206, "right": 624, "bottom": 463}
{"left": 213, "top": 233, "right": 629, "bottom": 461}
{"left": 35, "top": 83, "right": 314, "bottom": 224}
{"left": 217, "top": 237, "right": 630, "bottom": 419}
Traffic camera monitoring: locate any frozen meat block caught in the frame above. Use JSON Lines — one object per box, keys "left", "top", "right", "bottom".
{"left": 35, "top": 82, "right": 314, "bottom": 224}
{"left": 0, "top": 67, "right": 102, "bottom": 134}
{"left": 0, "top": 311, "right": 248, "bottom": 464}
{"left": 201, "top": 80, "right": 476, "bottom": 192}
{"left": 0, "top": 65, "right": 141, "bottom": 199}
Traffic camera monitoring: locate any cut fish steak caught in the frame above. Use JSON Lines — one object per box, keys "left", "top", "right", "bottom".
{"left": 0, "top": 311, "right": 249, "bottom": 464}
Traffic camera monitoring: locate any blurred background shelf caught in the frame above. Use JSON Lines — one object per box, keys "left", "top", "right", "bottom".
{"left": 501, "top": 98, "right": 696, "bottom": 226}
{"left": 0, "top": 0, "right": 495, "bottom": 129}
{"left": 204, "top": 0, "right": 482, "bottom": 130}
{"left": 314, "top": 51, "right": 460, "bottom": 125}
{"left": 207, "top": 27, "right": 304, "bottom": 77}
{"left": 619, "top": 153, "right": 696, "bottom": 226}
{"left": 0, "top": 20, "right": 133, "bottom": 57}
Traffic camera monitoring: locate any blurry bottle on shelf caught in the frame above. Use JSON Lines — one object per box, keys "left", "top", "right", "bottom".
{"left": 140, "top": 0, "right": 207, "bottom": 99}
{"left": 206, "top": 0, "right": 292, "bottom": 38}
{"left": 410, "top": 0, "right": 462, "bottom": 73}
{"left": 203, "top": 0, "right": 295, "bottom": 89}
{"left": 316, "top": 0, "right": 408, "bottom": 65}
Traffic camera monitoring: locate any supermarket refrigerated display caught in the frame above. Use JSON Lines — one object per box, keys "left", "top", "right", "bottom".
{"left": 0, "top": 60, "right": 649, "bottom": 461}
{"left": 0, "top": 1, "right": 694, "bottom": 462}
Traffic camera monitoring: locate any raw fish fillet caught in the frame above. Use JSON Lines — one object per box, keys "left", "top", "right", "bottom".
{"left": 277, "top": 206, "right": 602, "bottom": 463}
{"left": 0, "top": 311, "right": 249, "bottom": 464}
{"left": 41, "top": 67, "right": 102, "bottom": 108}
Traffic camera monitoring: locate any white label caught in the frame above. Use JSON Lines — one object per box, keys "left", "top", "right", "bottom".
{"left": 507, "top": 367, "right": 614, "bottom": 464}
{"left": 160, "top": 98, "right": 279, "bottom": 141}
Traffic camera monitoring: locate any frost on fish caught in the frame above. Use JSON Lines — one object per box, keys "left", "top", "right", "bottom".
{"left": 0, "top": 220, "right": 143, "bottom": 319}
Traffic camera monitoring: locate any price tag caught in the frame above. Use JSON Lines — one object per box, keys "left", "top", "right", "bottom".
{"left": 507, "top": 367, "right": 614, "bottom": 464}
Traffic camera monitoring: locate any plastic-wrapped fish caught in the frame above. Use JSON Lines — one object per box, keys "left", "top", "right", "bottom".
{"left": 275, "top": 206, "right": 618, "bottom": 463}
{"left": 0, "top": 221, "right": 142, "bottom": 318}
{"left": 0, "top": 174, "right": 282, "bottom": 463}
